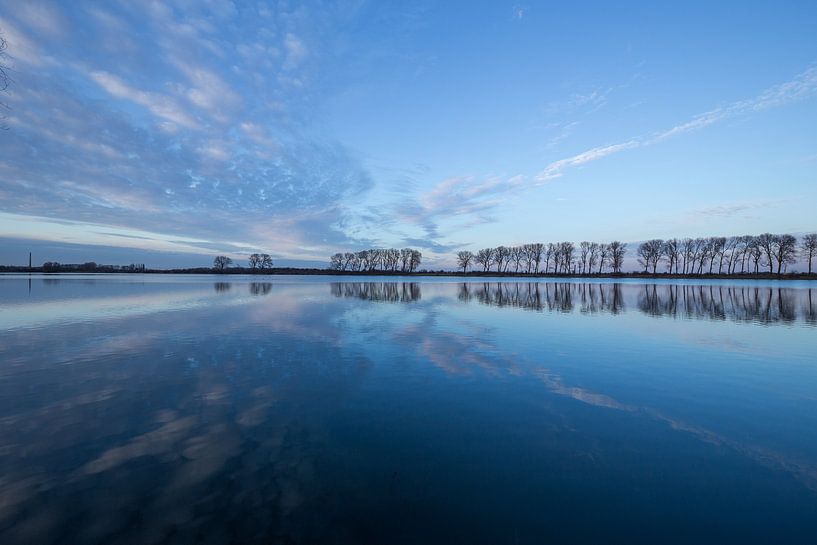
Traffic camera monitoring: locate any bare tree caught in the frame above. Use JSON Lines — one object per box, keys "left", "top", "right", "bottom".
{"left": 723, "top": 237, "right": 739, "bottom": 274}
{"left": 587, "top": 243, "right": 600, "bottom": 275}
{"left": 557, "top": 242, "right": 574, "bottom": 274}
{"left": 510, "top": 246, "right": 525, "bottom": 273}
{"left": 456, "top": 250, "right": 474, "bottom": 273}
{"left": 409, "top": 249, "right": 422, "bottom": 272}
{"left": 494, "top": 246, "right": 511, "bottom": 273}
{"left": 680, "top": 238, "right": 695, "bottom": 274}
{"left": 598, "top": 244, "right": 610, "bottom": 274}
{"left": 748, "top": 238, "right": 763, "bottom": 273}
{"left": 756, "top": 233, "right": 776, "bottom": 274}
{"left": 248, "top": 253, "right": 261, "bottom": 269}
{"left": 529, "top": 243, "right": 544, "bottom": 274}
{"left": 399, "top": 248, "right": 412, "bottom": 272}
{"left": 608, "top": 241, "right": 626, "bottom": 273}
{"left": 710, "top": 236, "right": 727, "bottom": 273}
{"left": 663, "top": 239, "right": 679, "bottom": 274}
{"left": 330, "top": 253, "right": 343, "bottom": 270}
{"left": 772, "top": 234, "right": 798, "bottom": 274}
{"left": 213, "top": 255, "right": 232, "bottom": 271}
{"left": 545, "top": 243, "right": 556, "bottom": 274}
{"left": 475, "top": 248, "right": 494, "bottom": 272}
{"left": 343, "top": 252, "right": 357, "bottom": 271}
{"left": 637, "top": 239, "right": 663, "bottom": 273}
{"left": 260, "top": 253, "right": 273, "bottom": 270}
{"left": 802, "top": 234, "right": 817, "bottom": 274}
{"left": 579, "top": 242, "right": 591, "bottom": 275}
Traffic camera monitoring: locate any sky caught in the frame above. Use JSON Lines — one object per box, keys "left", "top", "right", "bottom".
{"left": 0, "top": 0, "right": 816, "bottom": 269}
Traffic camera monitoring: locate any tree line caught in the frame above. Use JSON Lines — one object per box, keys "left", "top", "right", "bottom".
{"left": 213, "top": 253, "right": 273, "bottom": 272}
{"left": 329, "top": 248, "right": 422, "bottom": 273}
{"left": 635, "top": 233, "right": 816, "bottom": 275}
{"left": 456, "top": 242, "right": 627, "bottom": 274}
{"left": 454, "top": 233, "right": 816, "bottom": 276}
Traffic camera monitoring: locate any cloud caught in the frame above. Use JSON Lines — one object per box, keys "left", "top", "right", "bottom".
{"left": 283, "top": 33, "right": 308, "bottom": 69}
{"left": 89, "top": 70, "right": 199, "bottom": 129}
{"left": 399, "top": 175, "right": 527, "bottom": 239}
{"left": 536, "top": 66, "right": 817, "bottom": 183}
{"left": 0, "top": 17, "right": 46, "bottom": 66}
{"left": 400, "top": 65, "right": 817, "bottom": 250}
{"left": 652, "top": 66, "right": 817, "bottom": 142}
{"left": 0, "top": 1, "right": 380, "bottom": 262}
{"left": 14, "top": 2, "right": 65, "bottom": 36}
{"left": 535, "top": 140, "right": 640, "bottom": 181}
{"left": 687, "top": 199, "right": 789, "bottom": 219}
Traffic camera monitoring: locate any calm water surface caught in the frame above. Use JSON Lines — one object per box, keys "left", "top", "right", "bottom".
{"left": 1, "top": 274, "right": 816, "bottom": 544}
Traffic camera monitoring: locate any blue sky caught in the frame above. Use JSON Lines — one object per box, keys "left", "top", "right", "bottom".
{"left": 0, "top": 0, "right": 816, "bottom": 268}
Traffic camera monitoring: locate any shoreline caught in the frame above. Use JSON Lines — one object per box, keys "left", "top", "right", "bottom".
{"left": 2, "top": 268, "right": 816, "bottom": 281}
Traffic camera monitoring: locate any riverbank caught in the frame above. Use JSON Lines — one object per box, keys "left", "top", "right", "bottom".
{"left": 2, "top": 266, "right": 815, "bottom": 280}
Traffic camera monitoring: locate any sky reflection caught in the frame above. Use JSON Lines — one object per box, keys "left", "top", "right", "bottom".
{"left": 1, "top": 275, "right": 816, "bottom": 544}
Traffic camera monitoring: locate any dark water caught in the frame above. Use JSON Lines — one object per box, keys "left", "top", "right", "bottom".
{"left": 1, "top": 275, "right": 816, "bottom": 544}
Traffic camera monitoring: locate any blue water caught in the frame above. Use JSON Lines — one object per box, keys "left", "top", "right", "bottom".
{"left": 1, "top": 274, "right": 816, "bottom": 544}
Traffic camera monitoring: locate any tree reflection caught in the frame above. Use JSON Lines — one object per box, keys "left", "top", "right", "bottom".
{"left": 249, "top": 282, "right": 272, "bottom": 296}
{"left": 330, "top": 282, "right": 421, "bottom": 303}
{"left": 454, "top": 282, "right": 815, "bottom": 325}
{"left": 213, "top": 282, "right": 231, "bottom": 293}
{"left": 458, "top": 282, "right": 626, "bottom": 315}
{"left": 637, "top": 284, "right": 806, "bottom": 324}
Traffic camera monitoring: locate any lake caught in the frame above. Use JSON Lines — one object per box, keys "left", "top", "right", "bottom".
{"left": 1, "top": 274, "right": 816, "bottom": 544}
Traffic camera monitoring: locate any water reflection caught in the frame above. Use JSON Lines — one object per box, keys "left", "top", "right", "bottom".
{"left": 1, "top": 276, "right": 816, "bottom": 544}
{"left": 213, "top": 281, "right": 231, "bottom": 293}
{"left": 249, "top": 282, "right": 272, "bottom": 296}
{"left": 333, "top": 281, "right": 817, "bottom": 326}
{"left": 330, "top": 281, "right": 421, "bottom": 303}
{"left": 458, "top": 282, "right": 627, "bottom": 314}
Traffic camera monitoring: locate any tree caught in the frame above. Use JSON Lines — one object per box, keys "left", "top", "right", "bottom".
{"left": 400, "top": 248, "right": 412, "bottom": 272}
{"left": 772, "top": 234, "right": 797, "bottom": 274}
{"left": 409, "top": 249, "right": 422, "bottom": 272}
{"left": 579, "top": 242, "right": 591, "bottom": 274}
{"left": 330, "top": 253, "right": 343, "bottom": 270}
{"left": 680, "top": 238, "right": 695, "bottom": 274}
{"left": 529, "top": 243, "right": 544, "bottom": 274}
{"left": 748, "top": 238, "right": 763, "bottom": 273}
{"left": 637, "top": 239, "right": 663, "bottom": 274}
{"left": 756, "top": 233, "right": 776, "bottom": 274}
{"left": 260, "top": 254, "right": 273, "bottom": 270}
{"left": 475, "top": 248, "right": 494, "bottom": 272}
{"left": 494, "top": 246, "right": 510, "bottom": 272}
{"left": 663, "top": 239, "right": 679, "bottom": 274}
{"left": 248, "top": 253, "right": 261, "bottom": 269}
{"left": 457, "top": 250, "right": 474, "bottom": 273}
{"left": 802, "top": 234, "right": 817, "bottom": 274}
{"left": 608, "top": 241, "right": 626, "bottom": 273}
{"left": 559, "top": 242, "right": 575, "bottom": 274}
{"left": 510, "top": 246, "right": 525, "bottom": 273}
{"left": 598, "top": 244, "right": 610, "bottom": 274}
{"left": 710, "top": 236, "right": 727, "bottom": 273}
{"left": 343, "top": 252, "right": 357, "bottom": 271}
{"left": 213, "top": 255, "right": 232, "bottom": 271}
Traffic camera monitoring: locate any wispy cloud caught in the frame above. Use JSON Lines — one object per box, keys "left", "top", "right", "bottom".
{"left": 687, "top": 199, "right": 790, "bottom": 219}
{"left": 89, "top": 70, "right": 200, "bottom": 130}
{"left": 535, "top": 66, "right": 817, "bottom": 182}
{"left": 536, "top": 140, "right": 640, "bottom": 181}
{"left": 408, "top": 65, "right": 817, "bottom": 246}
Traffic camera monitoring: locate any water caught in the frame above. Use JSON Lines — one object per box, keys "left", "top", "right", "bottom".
{"left": 1, "top": 274, "right": 816, "bottom": 544}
